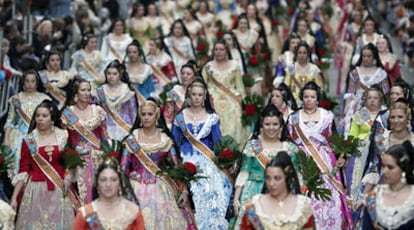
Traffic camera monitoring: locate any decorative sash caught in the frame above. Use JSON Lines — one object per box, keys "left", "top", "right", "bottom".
{"left": 250, "top": 139, "right": 269, "bottom": 169}
{"left": 26, "top": 134, "right": 81, "bottom": 209}
{"left": 206, "top": 69, "right": 241, "bottom": 106}
{"left": 39, "top": 71, "right": 66, "bottom": 106}
{"left": 97, "top": 87, "right": 131, "bottom": 133}
{"left": 133, "top": 88, "right": 146, "bottom": 105}
{"left": 106, "top": 37, "right": 123, "bottom": 62}
{"left": 244, "top": 202, "right": 264, "bottom": 230}
{"left": 11, "top": 96, "right": 31, "bottom": 126}
{"left": 365, "top": 189, "right": 380, "bottom": 230}
{"left": 358, "top": 109, "right": 374, "bottom": 128}
{"left": 62, "top": 108, "right": 101, "bottom": 148}
{"left": 82, "top": 203, "right": 104, "bottom": 230}
{"left": 167, "top": 89, "right": 184, "bottom": 108}
{"left": 175, "top": 114, "right": 234, "bottom": 183}
{"left": 168, "top": 39, "right": 189, "bottom": 62}
{"left": 150, "top": 64, "right": 171, "bottom": 85}
{"left": 293, "top": 123, "right": 346, "bottom": 195}
{"left": 74, "top": 53, "right": 103, "bottom": 82}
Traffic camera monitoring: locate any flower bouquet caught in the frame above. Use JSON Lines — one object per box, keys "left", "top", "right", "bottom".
{"left": 0, "top": 145, "right": 14, "bottom": 173}
{"left": 241, "top": 94, "right": 265, "bottom": 127}
{"left": 157, "top": 161, "right": 205, "bottom": 185}
{"left": 100, "top": 139, "right": 122, "bottom": 160}
{"left": 61, "top": 143, "right": 86, "bottom": 170}
{"left": 213, "top": 135, "right": 241, "bottom": 170}
{"left": 196, "top": 37, "right": 210, "bottom": 66}
{"left": 245, "top": 46, "right": 272, "bottom": 74}
{"left": 319, "top": 91, "right": 338, "bottom": 111}
{"left": 214, "top": 20, "right": 226, "bottom": 39}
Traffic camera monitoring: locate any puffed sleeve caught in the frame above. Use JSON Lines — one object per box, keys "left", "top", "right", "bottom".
{"left": 235, "top": 141, "right": 254, "bottom": 187}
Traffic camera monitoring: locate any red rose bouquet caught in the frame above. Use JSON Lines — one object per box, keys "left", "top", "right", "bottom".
{"left": 196, "top": 37, "right": 210, "bottom": 66}
{"left": 61, "top": 143, "right": 86, "bottom": 170}
{"left": 100, "top": 139, "right": 122, "bottom": 160}
{"left": 213, "top": 135, "right": 241, "bottom": 170}
{"left": 0, "top": 145, "right": 14, "bottom": 173}
{"left": 157, "top": 161, "right": 205, "bottom": 185}
{"left": 319, "top": 91, "right": 338, "bottom": 111}
{"left": 241, "top": 94, "right": 265, "bottom": 126}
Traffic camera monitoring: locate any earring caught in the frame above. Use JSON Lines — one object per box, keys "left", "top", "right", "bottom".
{"left": 401, "top": 172, "right": 407, "bottom": 184}
{"left": 119, "top": 189, "right": 122, "bottom": 196}
{"left": 74, "top": 95, "right": 79, "bottom": 102}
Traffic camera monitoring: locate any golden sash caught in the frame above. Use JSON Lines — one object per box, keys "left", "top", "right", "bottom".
{"left": 294, "top": 123, "right": 346, "bottom": 195}
{"left": 133, "top": 88, "right": 146, "bottom": 105}
{"left": 11, "top": 96, "right": 31, "bottom": 126}
{"left": 106, "top": 38, "right": 123, "bottom": 62}
{"left": 97, "top": 87, "right": 131, "bottom": 133}
{"left": 250, "top": 139, "right": 269, "bottom": 169}
{"left": 39, "top": 71, "right": 66, "bottom": 105}
{"left": 62, "top": 108, "right": 101, "bottom": 148}
{"left": 82, "top": 203, "right": 104, "bottom": 230}
{"left": 168, "top": 39, "right": 189, "bottom": 62}
{"left": 206, "top": 72, "right": 241, "bottom": 106}
{"left": 74, "top": 53, "right": 103, "bottom": 82}
{"left": 150, "top": 64, "right": 171, "bottom": 85}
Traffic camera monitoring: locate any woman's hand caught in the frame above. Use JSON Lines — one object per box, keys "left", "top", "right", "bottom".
{"left": 64, "top": 176, "right": 72, "bottom": 194}
{"left": 10, "top": 198, "right": 18, "bottom": 211}
{"left": 177, "top": 190, "right": 189, "bottom": 208}
{"left": 233, "top": 200, "right": 241, "bottom": 217}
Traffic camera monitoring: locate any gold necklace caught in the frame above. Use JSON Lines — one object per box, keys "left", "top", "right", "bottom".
{"left": 271, "top": 192, "right": 290, "bottom": 207}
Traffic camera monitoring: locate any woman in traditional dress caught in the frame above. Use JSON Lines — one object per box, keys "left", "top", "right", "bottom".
{"left": 182, "top": 7, "right": 204, "bottom": 47}
{"left": 287, "top": 82, "right": 352, "bottom": 230}
{"left": 127, "top": 3, "right": 151, "bottom": 52}
{"left": 172, "top": 78, "right": 232, "bottom": 229}
{"left": 240, "top": 152, "right": 315, "bottom": 229}
{"left": 293, "top": 18, "right": 317, "bottom": 61}
{"left": 39, "top": 50, "right": 73, "bottom": 109}
{"left": 96, "top": 60, "right": 138, "bottom": 141}
{"left": 124, "top": 40, "right": 155, "bottom": 99}
{"left": 223, "top": 31, "right": 247, "bottom": 75}
{"left": 164, "top": 19, "right": 196, "bottom": 81}
{"left": 146, "top": 37, "right": 177, "bottom": 95}
{"left": 164, "top": 61, "right": 198, "bottom": 128}
{"left": 268, "top": 83, "right": 298, "bottom": 121}
{"left": 360, "top": 141, "right": 414, "bottom": 229}
{"left": 61, "top": 78, "right": 108, "bottom": 205}
{"left": 195, "top": 0, "right": 215, "bottom": 48}
{"left": 340, "top": 43, "right": 390, "bottom": 137}
{"left": 233, "top": 104, "right": 299, "bottom": 229}
{"left": 74, "top": 157, "right": 145, "bottom": 230}
{"left": 3, "top": 70, "right": 51, "bottom": 177}
{"left": 246, "top": 3, "right": 268, "bottom": 48}
{"left": 202, "top": 39, "right": 248, "bottom": 145}
{"left": 376, "top": 34, "right": 401, "bottom": 84}
{"left": 121, "top": 98, "right": 192, "bottom": 230}
{"left": 345, "top": 87, "right": 385, "bottom": 204}
{"left": 101, "top": 18, "right": 133, "bottom": 65}
{"left": 352, "top": 16, "right": 381, "bottom": 65}
{"left": 0, "top": 199, "right": 15, "bottom": 230}
{"left": 70, "top": 33, "right": 106, "bottom": 95}
{"left": 273, "top": 32, "right": 301, "bottom": 85}
{"left": 283, "top": 41, "right": 323, "bottom": 105}
{"left": 10, "top": 100, "right": 76, "bottom": 229}
{"left": 144, "top": 3, "right": 163, "bottom": 38}
{"left": 232, "top": 14, "right": 259, "bottom": 56}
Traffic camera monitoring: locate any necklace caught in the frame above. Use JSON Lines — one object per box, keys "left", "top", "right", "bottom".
{"left": 303, "top": 108, "right": 318, "bottom": 116}
{"left": 389, "top": 184, "right": 406, "bottom": 198}
{"left": 271, "top": 192, "right": 290, "bottom": 207}
{"left": 189, "top": 109, "right": 204, "bottom": 120}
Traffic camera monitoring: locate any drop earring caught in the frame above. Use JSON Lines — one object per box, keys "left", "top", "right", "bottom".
{"left": 401, "top": 172, "right": 407, "bottom": 184}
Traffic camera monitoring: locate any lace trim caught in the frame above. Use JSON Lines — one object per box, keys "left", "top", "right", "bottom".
{"left": 361, "top": 173, "right": 380, "bottom": 185}
{"left": 102, "top": 84, "right": 135, "bottom": 107}
{"left": 12, "top": 172, "right": 28, "bottom": 185}
{"left": 196, "top": 113, "right": 220, "bottom": 140}
{"left": 133, "top": 129, "right": 173, "bottom": 153}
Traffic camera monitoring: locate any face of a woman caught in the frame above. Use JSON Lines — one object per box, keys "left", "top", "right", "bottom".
{"left": 265, "top": 166, "right": 288, "bottom": 197}
{"left": 86, "top": 37, "right": 97, "bottom": 50}
{"left": 376, "top": 38, "right": 388, "bottom": 53}
{"left": 353, "top": 11, "right": 362, "bottom": 23}
{"left": 113, "top": 21, "right": 124, "bottom": 34}
{"left": 139, "top": 105, "right": 157, "bottom": 128}
{"left": 24, "top": 74, "right": 38, "bottom": 93}
{"left": 173, "top": 23, "right": 183, "bottom": 37}
{"left": 184, "top": 10, "right": 192, "bottom": 21}
{"left": 390, "top": 86, "right": 405, "bottom": 103}
{"left": 297, "top": 21, "right": 307, "bottom": 34}
{"left": 48, "top": 54, "right": 61, "bottom": 71}
{"left": 382, "top": 154, "right": 402, "bottom": 186}
{"left": 296, "top": 46, "right": 308, "bottom": 64}
{"left": 364, "top": 20, "right": 375, "bottom": 34}
{"left": 181, "top": 67, "right": 195, "bottom": 87}
{"left": 148, "top": 4, "right": 157, "bottom": 16}
{"left": 289, "top": 38, "right": 300, "bottom": 52}
{"left": 389, "top": 109, "right": 408, "bottom": 132}
{"left": 97, "top": 168, "right": 120, "bottom": 199}
{"left": 271, "top": 89, "right": 284, "bottom": 108}
{"left": 106, "top": 67, "right": 121, "bottom": 85}
{"left": 127, "top": 45, "right": 140, "bottom": 62}
{"left": 362, "top": 49, "right": 374, "bottom": 67}
{"left": 214, "top": 43, "right": 227, "bottom": 61}
{"left": 223, "top": 34, "right": 233, "bottom": 47}
{"left": 149, "top": 40, "right": 159, "bottom": 54}
{"left": 137, "top": 6, "right": 145, "bottom": 17}
{"left": 302, "top": 89, "right": 318, "bottom": 110}
{"left": 35, "top": 107, "right": 53, "bottom": 131}
{"left": 189, "top": 86, "right": 205, "bottom": 108}
{"left": 247, "top": 5, "right": 256, "bottom": 18}
{"left": 238, "top": 18, "right": 249, "bottom": 31}
{"left": 77, "top": 82, "right": 91, "bottom": 103}
{"left": 262, "top": 116, "right": 281, "bottom": 140}
{"left": 199, "top": 2, "right": 207, "bottom": 13}
{"left": 365, "top": 90, "right": 381, "bottom": 111}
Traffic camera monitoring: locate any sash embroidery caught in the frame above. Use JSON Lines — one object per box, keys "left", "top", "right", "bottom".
{"left": 74, "top": 53, "right": 103, "bottom": 82}
{"left": 39, "top": 71, "right": 66, "bottom": 105}
{"left": 150, "top": 64, "right": 171, "bottom": 85}
{"left": 11, "top": 96, "right": 31, "bottom": 126}
{"left": 106, "top": 37, "right": 123, "bottom": 62}
{"left": 26, "top": 134, "right": 81, "bottom": 209}
{"left": 83, "top": 203, "right": 104, "bottom": 230}
{"left": 167, "top": 89, "right": 184, "bottom": 108}
{"left": 250, "top": 139, "right": 269, "bottom": 169}
{"left": 245, "top": 203, "right": 264, "bottom": 230}
{"left": 358, "top": 109, "right": 374, "bottom": 128}
{"left": 62, "top": 108, "right": 101, "bottom": 148}
{"left": 97, "top": 87, "right": 131, "bottom": 133}
{"left": 205, "top": 67, "right": 241, "bottom": 106}
{"left": 365, "top": 189, "right": 379, "bottom": 229}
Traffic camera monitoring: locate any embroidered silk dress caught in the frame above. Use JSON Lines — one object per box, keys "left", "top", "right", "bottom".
{"left": 172, "top": 113, "right": 233, "bottom": 230}
{"left": 4, "top": 92, "right": 51, "bottom": 177}
{"left": 287, "top": 108, "right": 352, "bottom": 230}
{"left": 14, "top": 128, "right": 74, "bottom": 229}
{"left": 61, "top": 104, "right": 108, "bottom": 205}
{"left": 163, "top": 36, "right": 195, "bottom": 81}
{"left": 101, "top": 33, "right": 133, "bottom": 64}
{"left": 234, "top": 140, "right": 299, "bottom": 229}
{"left": 38, "top": 70, "right": 73, "bottom": 109}
{"left": 128, "top": 64, "right": 155, "bottom": 99}
{"left": 121, "top": 130, "right": 188, "bottom": 230}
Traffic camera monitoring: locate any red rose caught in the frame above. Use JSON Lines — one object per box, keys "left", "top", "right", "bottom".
{"left": 319, "top": 100, "right": 332, "bottom": 109}
{"left": 272, "top": 19, "right": 279, "bottom": 27}
{"left": 318, "top": 48, "right": 325, "bottom": 56}
{"left": 216, "top": 31, "right": 224, "bottom": 39}
{"left": 262, "top": 52, "right": 269, "bottom": 60}
{"left": 109, "top": 151, "right": 119, "bottom": 158}
{"left": 249, "top": 55, "right": 259, "bottom": 66}
{"left": 317, "top": 60, "right": 323, "bottom": 66}
{"left": 197, "top": 43, "right": 207, "bottom": 52}
{"left": 0, "top": 156, "right": 3, "bottom": 164}
{"left": 215, "top": 20, "right": 223, "bottom": 28}
{"left": 287, "top": 8, "right": 294, "bottom": 15}
{"left": 244, "top": 104, "right": 256, "bottom": 115}
{"left": 219, "top": 149, "right": 234, "bottom": 159}
{"left": 184, "top": 162, "right": 197, "bottom": 175}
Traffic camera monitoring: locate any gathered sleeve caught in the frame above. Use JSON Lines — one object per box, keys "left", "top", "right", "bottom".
{"left": 4, "top": 97, "right": 16, "bottom": 128}
{"left": 12, "top": 139, "right": 32, "bottom": 185}
{"left": 235, "top": 142, "right": 254, "bottom": 188}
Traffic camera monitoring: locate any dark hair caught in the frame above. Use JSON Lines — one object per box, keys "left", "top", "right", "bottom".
{"left": 43, "top": 50, "right": 63, "bottom": 70}
{"left": 180, "top": 60, "right": 200, "bottom": 78}
{"left": 211, "top": 39, "right": 233, "bottom": 60}
{"left": 166, "top": 19, "right": 196, "bottom": 57}
{"left": 222, "top": 31, "right": 247, "bottom": 73}
{"left": 109, "top": 18, "right": 126, "bottom": 34}
{"left": 20, "top": 69, "right": 45, "bottom": 93}
{"left": 268, "top": 83, "right": 298, "bottom": 111}
{"left": 293, "top": 40, "right": 312, "bottom": 63}
{"left": 63, "top": 75, "right": 90, "bottom": 108}
{"left": 385, "top": 141, "right": 414, "bottom": 184}
{"left": 293, "top": 17, "right": 310, "bottom": 34}
{"left": 355, "top": 43, "right": 384, "bottom": 68}
{"left": 93, "top": 158, "right": 139, "bottom": 203}
{"left": 299, "top": 81, "right": 321, "bottom": 102}
{"left": 281, "top": 32, "right": 301, "bottom": 53}
{"left": 377, "top": 34, "right": 394, "bottom": 53}
{"left": 28, "top": 100, "right": 61, "bottom": 133}
{"left": 252, "top": 104, "right": 289, "bottom": 141}
{"left": 234, "top": 13, "right": 250, "bottom": 30}
{"left": 104, "top": 59, "right": 130, "bottom": 85}
{"left": 124, "top": 39, "right": 147, "bottom": 64}
{"left": 81, "top": 33, "right": 97, "bottom": 49}
{"left": 145, "top": 2, "right": 159, "bottom": 16}
{"left": 130, "top": 3, "right": 145, "bottom": 18}
{"left": 392, "top": 81, "right": 413, "bottom": 106}
{"left": 183, "top": 77, "right": 215, "bottom": 114}
{"left": 263, "top": 151, "right": 301, "bottom": 194}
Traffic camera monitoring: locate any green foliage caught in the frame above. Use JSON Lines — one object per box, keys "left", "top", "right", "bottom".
{"left": 159, "top": 82, "right": 179, "bottom": 105}
{"left": 241, "top": 94, "right": 265, "bottom": 126}
{"left": 242, "top": 74, "right": 255, "bottom": 88}
{"left": 61, "top": 143, "right": 86, "bottom": 170}
{"left": 100, "top": 139, "right": 122, "bottom": 159}
{"left": 297, "top": 151, "right": 332, "bottom": 201}
{"left": 0, "top": 145, "right": 14, "bottom": 172}
{"left": 328, "top": 133, "right": 361, "bottom": 159}
{"left": 213, "top": 135, "right": 242, "bottom": 169}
